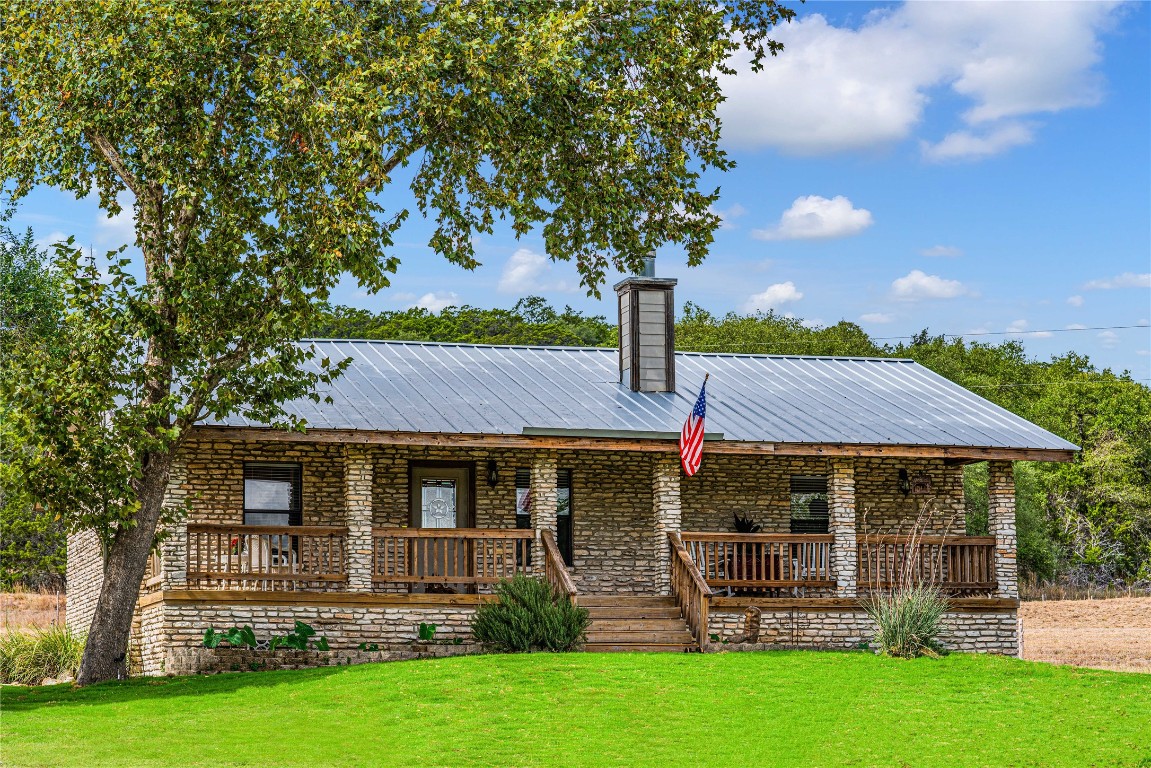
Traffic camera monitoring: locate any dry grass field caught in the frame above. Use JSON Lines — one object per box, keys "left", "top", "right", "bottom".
{"left": 1021, "top": 597, "right": 1151, "bottom": 673}
{"left": 1, "top": 591, "right": 65, "bottom": 631}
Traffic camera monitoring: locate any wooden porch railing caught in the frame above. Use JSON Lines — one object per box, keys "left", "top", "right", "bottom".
{"left": 541, "top": 529, "right": 578, "bottom": 605}
{"left": 668, "top": 532, "right": 711, "bottom": 649}
{"left": 371, "top": 528, "right": 533, "bottom": 586}
{"left": 857, "top": 535, "right": 997, "bottom": 595}
{"left": 141, "top": 551, "right": 163, "bottom": 593}
{"left": 186, "top": 524, "right": 348, "bottom": 591}
{"left": 680, "top": 532, "right": 835, "bottom": 590}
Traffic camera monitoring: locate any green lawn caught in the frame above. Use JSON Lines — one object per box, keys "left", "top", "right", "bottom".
{"left": 2, "top": 652, "right": 1148, "bottom": 767}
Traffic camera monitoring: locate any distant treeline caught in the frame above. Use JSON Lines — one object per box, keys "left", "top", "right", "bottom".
{"left": 313, "top": 299, "right": 1151, "bottom": 587}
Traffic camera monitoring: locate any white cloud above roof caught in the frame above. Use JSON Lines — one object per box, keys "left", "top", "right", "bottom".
{"left": 890, "top": 270, "right": 969, "bottom": 301}
{"left": 743, "top": 282, "right": 804, "bottom": 313}
{"left": 920, "top": 245, "right": 963, "bottom": 258}
{"left": 1083, "top": 272, "right": 1151, "bottom": 290}
{"left": 718, "top": 2, "right": 1119, "bottom": 158}
{"left": 752, "top": 195, "right": 873, "bottom": 241}
{"left": 497, "top": 248, "right": 576, "bottom": 294}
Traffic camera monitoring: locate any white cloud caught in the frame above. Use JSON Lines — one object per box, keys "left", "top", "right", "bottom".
{"left": 920, "top": 245, "right": 963, "bottom": 258}
{"left": 713, "top": 203, "right": 747, "bottom": 230}
{"left": 1083, "top": 272, "right": 1151, "bottom": 290}
{"left": 1137, "top": 349, "right": 1150, "bottom": 357}
{"left": 921, "top": 121, "right": 1034, "bottom": 162}
{"left": 860, "top": 312, "right": 894, "bottom": 324}
{"left": 1065, "top": 323, "right": 1088, "bottom": 330}
{"left": 801, "top": 318, "right": 824, "bottom": 329}
{"left": 389, "top": 291, "right": 418, "bottom": 302}
{"left": 890, "top": 269, "right": 969, "bottom": 301}
{"left": 1066, "top": 295, "right": 1084, "bottom": 307}
{"left": 497, "top": 248, "right": 575, "bottom": 294}
{"left": 751, "top": 195, "right": 873, "bottom": 241}
{"left": 34, "top": 231, "right": 72, "bottom": 252}
{"left": 1006, "top": 319, "right": 1052, "bottom": 339}
{"left": 415, "top": 292, "right": 460, "bottom": 312}
{"left": 1097, "top": 329, "right": 1120, "bottom": 348}
{"left": 93, "top": 190, "right": 137, "bottom": 247}
{"left": 743, "top": 282, "right": 803, "bottom": 313}
{"left": 717, "top": 3, "right": 1119, "bottom": 157}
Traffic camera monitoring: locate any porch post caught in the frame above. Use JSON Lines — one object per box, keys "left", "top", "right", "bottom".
{"left": 344, "top": 448, "right": 375, "bottom": 592}
{"left": 988, "top": 461, "right": 1019, "bottom": 599}
{"left": 652, "top": 457, "right": 682, "bottom": 596}
{"left": 530, "top": 452, "right": 559, "bottom": 576}
{"left": 829, "top": 458, "right": 857, "bottom": 597}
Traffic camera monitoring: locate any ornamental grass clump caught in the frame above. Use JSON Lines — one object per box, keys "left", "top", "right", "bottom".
{"left": 0, "top": 625, "right": 85, "bottom": 685}
{"left": 471, "top": 575, "right": 590, "bottom": 653}
{"left": 861, "top": 585, "right": 948, "bottom": 659}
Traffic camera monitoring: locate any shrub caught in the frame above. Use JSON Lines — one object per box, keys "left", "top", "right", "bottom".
{"left": 0, "top": 625, "right": 85, "bottom": 685}
{"left": 471, "top": 575, "right": 590, "bottom": 652}
{"left": 861, "top": 585, "right": 947, "bottom": 659}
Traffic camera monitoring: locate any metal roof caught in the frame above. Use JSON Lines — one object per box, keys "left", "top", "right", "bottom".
{"left": 207, "top": 340, "right": 1077, "bottom": 451}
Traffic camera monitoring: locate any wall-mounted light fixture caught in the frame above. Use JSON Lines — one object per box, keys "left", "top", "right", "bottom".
{"left": 486, "top": 460, "right": 499, "bottom": 488}
{"left": 897, "top": 469, "right": 911, "bottom": 496}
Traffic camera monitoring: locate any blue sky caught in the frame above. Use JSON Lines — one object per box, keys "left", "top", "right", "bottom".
{"left": 11, "top": 1, "right": 1150, "bottom": 379}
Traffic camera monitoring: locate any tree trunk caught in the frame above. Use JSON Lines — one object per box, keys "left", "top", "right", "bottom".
{"left": 75, "top": 451, "right": 174, "bottom": 686}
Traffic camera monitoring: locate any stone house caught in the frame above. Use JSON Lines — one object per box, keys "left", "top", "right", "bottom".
{"left": 67, "top": 273, "right": 1077, "bottom": 674}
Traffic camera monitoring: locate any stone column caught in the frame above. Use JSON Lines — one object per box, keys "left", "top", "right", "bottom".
{"left": 988, "top": 460, "right": 1018, "bottom": 599}
{"left": 530, "top": 452, "right": 558, "bottom": 576}
{"left": 652, "top": 457, "right": 683, "bottom": 596}
{"left": 344, "top": 448, "right": 375, "bottom": 592}
{"left": 158, "top": 455, "right": 190, "bottom": 590}
{"left": 829, "top": 458, "right": 858, "bottom": 597}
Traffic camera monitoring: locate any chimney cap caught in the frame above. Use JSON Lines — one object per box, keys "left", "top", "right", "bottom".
{"left": 613, "top": 275, "right": 677, "bottom": 293}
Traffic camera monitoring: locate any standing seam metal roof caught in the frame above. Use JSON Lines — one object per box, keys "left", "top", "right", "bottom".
{"left": 207, "top": 340, "right": 1077, "bottom": 451}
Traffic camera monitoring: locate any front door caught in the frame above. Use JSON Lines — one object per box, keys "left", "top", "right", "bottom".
{"left": 409, "top": 465, "right": 472, "bottom": 591}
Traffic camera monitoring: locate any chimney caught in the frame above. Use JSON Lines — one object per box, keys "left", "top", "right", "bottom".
{"left": 615, "top": 257, "right": 676, "bottom": 392}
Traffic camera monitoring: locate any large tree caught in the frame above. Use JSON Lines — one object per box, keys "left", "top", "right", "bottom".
{"left": 0, "top": 1, "right": 795, "bottom": 684}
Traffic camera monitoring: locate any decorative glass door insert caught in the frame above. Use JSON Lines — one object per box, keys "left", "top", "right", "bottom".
{"left": 421, "top": 479, "right": 458, "bottom": 528}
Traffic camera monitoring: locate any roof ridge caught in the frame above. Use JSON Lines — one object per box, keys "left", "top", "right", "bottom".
{"left": 297, "top": 338, "right": 914, "bottom": 363}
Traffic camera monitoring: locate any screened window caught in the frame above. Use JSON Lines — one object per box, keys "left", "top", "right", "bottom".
{"left": 243, "top": 463, "right": 302, "bottom": 526}
{"left": 514, "top": 468, "right": 574, "bottom": 566}
{"left": 790, "top": 475, "right": 829, "bottom": 534}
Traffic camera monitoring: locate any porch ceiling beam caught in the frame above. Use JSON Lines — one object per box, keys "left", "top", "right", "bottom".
{"left": 192, "top": 426, "right": 1075, "bottom": 463}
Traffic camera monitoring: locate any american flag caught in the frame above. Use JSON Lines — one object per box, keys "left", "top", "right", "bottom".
{"left": 680, "top": 376, "right": 708, "bottom": 476}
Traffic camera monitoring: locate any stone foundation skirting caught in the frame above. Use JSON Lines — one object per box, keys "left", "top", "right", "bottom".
{"left": 705, "top": 605, "right": 1019, "bottom": 656}
{"left": 167, "top": 643, "right": 485, "bottom": 676}
{"left": 134, "top": 593, "right": 483, "bottom": 676}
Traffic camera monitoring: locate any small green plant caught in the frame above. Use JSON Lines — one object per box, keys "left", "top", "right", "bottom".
{"left": 732, "top": 512, "right": 762, "bottom": 533}
{"left": 202, "top": 625, "right": 258, "bottom": 649}
{"left": 358, "top": 642, "right": 380, "bottom": 652}
{"left": 861, "top": 585, "right": 948, "bottom": 659}
{"left": 417, "top": 623, "right": 437, "bottom": 642}
{"left": 471, "top": 575, "right": 590, "bottom": 653}
{"left": 0, "top": 626, "right": 85, "bottom": 685}
{"left": 270, "top": 620, "right": 329, "bottom": 651}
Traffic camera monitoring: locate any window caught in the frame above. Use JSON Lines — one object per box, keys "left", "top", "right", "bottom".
{"left": 790, "top": 475, "right": 829, "bottom": 534}
{"left": 514, "top": 468, "right": 574, "bottom": 567}
{"left": 243, "top": 463, "right": 302, "bottom": 526}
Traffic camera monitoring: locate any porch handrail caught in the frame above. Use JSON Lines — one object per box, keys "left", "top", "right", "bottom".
{"left": 668, "top": 532, "right": 711, "bottom": 650}
{"left": 857, "top": 534, "right": 996, "bottom": 594}
{"left": 540, "top": 529, "right": 577, "bottom": 605}
{"left": 186, "top": 524, "right": 348, "bottom": 588}
{"left": 371, "top": 527, "right": 534, "bottom": 585}
{"left": 680, "top": 532, "right": 835, "bottom": 588}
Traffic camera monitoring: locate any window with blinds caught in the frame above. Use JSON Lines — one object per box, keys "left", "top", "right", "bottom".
{"left": 515, "top": 468, "right": 574, "bottom": 566}
{"left": 790, "top": 475, "right": 829, "bottom": 534}
{"left": 243, "top": 463, "right": 302, "bottom": 526}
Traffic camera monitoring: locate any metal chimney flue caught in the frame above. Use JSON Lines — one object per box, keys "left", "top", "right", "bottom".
{"left": 614, "top": 256, "right": 676, "bottom": 393}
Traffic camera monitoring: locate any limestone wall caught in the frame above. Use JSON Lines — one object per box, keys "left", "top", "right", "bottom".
{"left": 65, "top": 529, "right": 103, "bottom": 634}
{"left": 134, "top": 599, "right": 479, "bottom": 676}
{"left": 706, "top": 607, "right": 1019, "bottom": 656}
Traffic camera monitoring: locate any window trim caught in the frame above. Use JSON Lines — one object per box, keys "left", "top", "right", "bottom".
{"left": 243, "top": 462, "right": 303, "bottom": 527}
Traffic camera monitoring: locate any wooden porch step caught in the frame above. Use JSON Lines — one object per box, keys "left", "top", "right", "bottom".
{"left": 584, "top": 606, "right": 683, "bottom": 620}
{"left": 584, "top": 643, "right": 695, "bottom": 653}
{"left": 585, "top": 618, "right": 691, "bottom": 631}
{"left": 577, "top": 595, "right": 677, "bottom": 608}
{"left": 586, "top": 629, "right": 694, "bottom": 643}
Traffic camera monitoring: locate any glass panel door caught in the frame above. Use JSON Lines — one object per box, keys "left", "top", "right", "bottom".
{"left": 421, "top": 479, "right": 458, "bottom": 528}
